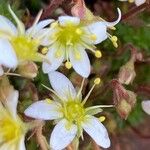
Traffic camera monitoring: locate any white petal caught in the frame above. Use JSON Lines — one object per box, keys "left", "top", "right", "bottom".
{"left": 0, "top": 39, "right": 18, "bottom": 68}
{"left": 87, "top": 22, "right": 107, "bottom": 44}
{"left": 58, "top": 16, "right": 80, "bottom": 26}
{"left": 0, "top": 15, "right": 17, "bottom": 36}
{"left": 135, "top": 0, "right": 146, "bottom": 6}
{"left": 5, "top": 90, "right": 19, "bottom": 118}
{"left": 0, "top": 65, "right": 4, "bottom": 76}
{"left": 24, "top": 100, "right": 63, "bottom": 120}
{"left": 26, "top": 19, "right": 54, "bottom": 36}
{"left": 39, "top": 28, "right": 58, "bottom": 46}
{"left": 104, "top": 8, "right": 121, "bottom": 27}
{"left": 18, "top": 136, "right": 26, "bottom": 150}
{"left": 82, "top": 116, "right": 110, "bottom": 148}
{"left": 48, "top": 71, "right": 77, "bottom": 100}
{"left": 142, "top": 100, "right": 150, "bottom": 115}
{"left": 69, "top": 46, "right": 91, "bottom": 78}
{"left": 42, "top": 45, "right": 64, "bottom": 73}
{"left": 50, "top": 119, "right": 77, "bottom": 150}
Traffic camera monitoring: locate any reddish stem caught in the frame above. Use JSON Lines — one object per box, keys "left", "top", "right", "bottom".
{"left": 121, "top": 2, "right": 150, "bottom": 21}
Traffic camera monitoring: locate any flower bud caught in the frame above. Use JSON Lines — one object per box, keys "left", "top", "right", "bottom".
{"left": 111, "top": 80, "right": 137, "bottom": 119}
{"left": 71, "top": 0, "right": 86, "bottom": 19}
{"left": 116, "top": 99, "right": 132, "bottom": 120}
{"left": 118, "top": 59, "right": 136, "bottom": 85}
{"left": 116, "top": 90, "right": 137, "bottom": 119}
{"left": 0, "top": 77, "right": 14, "bottom": 101}
{"left": 17, "top": 61, "right": 38, "bottom": 79}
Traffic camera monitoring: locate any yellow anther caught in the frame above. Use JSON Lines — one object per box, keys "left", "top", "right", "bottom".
{"left": 109, "top": 26, "right": 116, "bottom": 30}
{"left": 76, "top": 28, "right": 83, "bottom": 35}
{"left": 99, "top": 116, "right": 106, "bottom": 122}
{"left": 45, "top": 98, "right": 52, "bottom": 104}
{"left": 65, "top": 61, "right": 72, "bottom": 69}
{"left": 94, "top": 78, "right": 101, "bottom": 85}
{"left": 113, "top": 42, "right": 118, "bottom": 48}
{"left": 41, "top": 47, "right": 48, "bottom": 55}
{"left": 111, "top": 36, "right": 118, "bottom": 42}
{"left": 128, "top": 0, "right": 134, "bottom": 3}
{"left": 90, "top": 34, "right": 97, "bottom": 41}
{"left": 95, "top": 50, "right": 102, "bottom": 58}
{"left": 55, "top": 50, "right": 62, "bottom": 58}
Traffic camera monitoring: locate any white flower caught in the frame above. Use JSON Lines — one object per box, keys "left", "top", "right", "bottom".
{"left": 25, "top": 71, "right": 111, "bottom": 150}
{"left": 42, "top": 8, "right": 121, "bottom": 78}
{"left": 142, "top": 100, "right": 150, "bottom": 115}
{"left": 0, "top": 88, "right": 28, "bottom": 150}
{"left": 119, "top": 0, "right": 146, "bottom": 6}
{"left": 0, "top": 5, "right": 54, "bottom": 76}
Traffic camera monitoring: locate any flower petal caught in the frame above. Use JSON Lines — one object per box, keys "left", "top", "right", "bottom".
{"left": 69, "top": 46, "right": 91, "bottom": 78}
{"left": 48, "top": 71, "right": 77, "bottom": 100}
{"left": 0, "top": 15, "right": 17, "bottom": 36}
{"left": 87, "top": 22, "right": 107, "bottom": 44}
{"left": 24, "top": 100, "right": 63, "bottom": 120}
{"left": 39, "top": 28, "right": 58, "bottom": 46}
{"left": 26, "top": 19, "right": 54, "bottom": 37}
{"left": 82, "top": 115, "right": 110, "bottom": 148}
{"left": 104, "top": 8, "right": 121, "bottom": 27}
{"left": 42, "top": 45, "right": 64, "bottom": 73}
{"left": 135, "top": 0, "right": 146, "bottom": 6}
{"left": 5, "top": 89, "right": 19, "bottom": 119}
{"left": 50, "top": 119, "right": 77, "bottom": 150}
{"left": 58, "top": 16, "right": 80, "bottom": 26}
{"left": 0, "top": 65, "right": 4, "bottom": 76}
{"left": 142, "top": 100, "right": 150, "bottom": 115}
{"left": 0, "top": 39, "right": 18, "bottom": 68}
{"left": 18, "top": 136, "right": 26, "bottom": 150}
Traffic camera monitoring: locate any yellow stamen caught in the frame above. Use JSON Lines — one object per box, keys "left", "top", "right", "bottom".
{"left": 94, "top": 78, "right": 101, "bottom": 85}
{"left": 95, "top": 50, "right": 102, "bottom": 58}
{"left": 99, "top": 116, "right": 106, "bottom": 122}
{"left": 111, "top": 36, "right": 118, "bottom": 42}
{"left": 113, "top": 42, "right": 118, "bottom": 48}
{"left": 110, "top": 36, "right": 118, "bottom": 48}
{"left": 41, "top": 47, "right": 48, "bottom": 55}
{"left": 109, "top": 26, "right": 116, "bottom": 30}
{"left": 82, "top": 77, "right": 101, "bottom": 105}
{"left": 65, "top": 61, "right": 72, "bottom": 69}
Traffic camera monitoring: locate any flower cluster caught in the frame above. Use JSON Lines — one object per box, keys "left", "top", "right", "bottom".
{"left": 0, "top": 2, "right": 123, "bottom": 150}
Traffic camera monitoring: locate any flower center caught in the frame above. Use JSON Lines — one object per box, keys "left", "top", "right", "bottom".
{"left": 0, "top": 116, "right": 23, "bottom": 142}
{"left": 11, "top": 36, "right": 42, "bottom": 62}
{"left": 63, "top": 101, "right": 85, "bottom": 125}
{"left": 55, "top": 24, "right": 84, "bottom": 46}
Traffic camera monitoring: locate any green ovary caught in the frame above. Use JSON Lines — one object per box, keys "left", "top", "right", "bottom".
{"left": 56, "top": 25, "right": 84, "bottom": 46}
{"left": 0, "top": 116, "right": 23, "bottom": 142}
{"left": 63, "top": 101, "right": 85, "bottom": 125}
{"left": 11, "top": 36, "right": 42, "bottom": 62}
